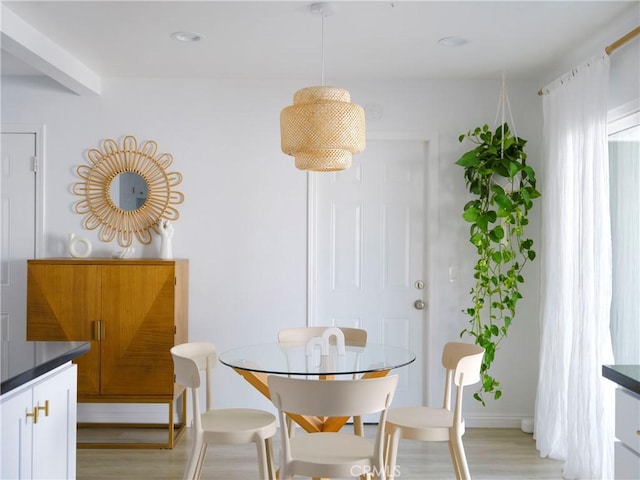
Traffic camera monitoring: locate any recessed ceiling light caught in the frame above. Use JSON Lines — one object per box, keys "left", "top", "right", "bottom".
{"left": 171, "top": 31, "right": 205, "bottom": 43}
{"left": 437, "top": 36, "right": 469, "bottom": 48}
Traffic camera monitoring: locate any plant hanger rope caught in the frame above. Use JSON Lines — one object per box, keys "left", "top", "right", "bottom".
{"left": 494, "top": 73, "right": 519, "bottom": 156}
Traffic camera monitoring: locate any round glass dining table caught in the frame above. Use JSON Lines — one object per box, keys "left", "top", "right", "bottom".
{"left": 219, "top": 342, "right": 415, "bottom": 376}
{"left": 219, "top": 342, "right": 415, "bottom": 434}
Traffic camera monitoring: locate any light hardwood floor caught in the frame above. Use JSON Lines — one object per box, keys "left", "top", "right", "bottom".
{"left": 77, "top": 426, "right": 563, "bottom": 479}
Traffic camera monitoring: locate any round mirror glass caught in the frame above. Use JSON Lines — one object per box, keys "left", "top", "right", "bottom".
{"left": 110, "top": 172, "right": 148, "bottom": 211}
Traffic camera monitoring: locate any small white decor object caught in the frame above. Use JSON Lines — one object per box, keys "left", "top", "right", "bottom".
{"left": 321, "top": 327, "right": 346, "bottom": 355}
{"left": 68, "top": 233, "right": 92, "bottom": 258}
{"left": 158, "top": 219, "right": 174, "bottom": 259}
{"left": 112, "top": 247, "right": 135, "bottom": 259}
{"left": 305, "top": 327, "right": 347, "bottom": 369}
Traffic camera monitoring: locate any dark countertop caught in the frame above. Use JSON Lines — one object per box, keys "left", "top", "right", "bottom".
{"left": 1, "top": 341, "right": 90, "bottom": 395}
{"left": 602, "top": 364, "right": 640, "bottom": 395}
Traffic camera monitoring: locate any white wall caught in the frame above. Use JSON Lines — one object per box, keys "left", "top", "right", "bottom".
{"left": 540, "top": 4, "right": 639, "bottom": 111}
{"left": 2, "top": 73, "right": 543, "bottom": 423}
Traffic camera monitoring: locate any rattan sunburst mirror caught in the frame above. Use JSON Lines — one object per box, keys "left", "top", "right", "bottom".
{"left": 73, "top": 135, "right": 184, "bottom": 247}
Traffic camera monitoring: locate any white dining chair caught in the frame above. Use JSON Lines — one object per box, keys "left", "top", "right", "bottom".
{"left": 171, "top": 342, "right": 277, "bottom": 480}
{"left": 277, "top": 326, "right": 367, "bottom": 347}
{"left": 268, "top": 374, "right": 398, "bottom": 480}
{"left": 277, "top": 326, "right": 368, "bottom": 436}
{"left": 384, "top": 342, "right": 485, "bottom": 480}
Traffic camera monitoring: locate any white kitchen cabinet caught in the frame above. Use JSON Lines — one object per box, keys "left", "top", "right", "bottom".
{"left": 1, "top": 362, "right": 77, "bottom": 480}
{"left": 615, "top": 387, "right": 640, "bottom": 480}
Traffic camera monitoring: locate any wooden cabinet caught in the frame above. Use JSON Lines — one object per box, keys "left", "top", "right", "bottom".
{"left": 26, "top": 259, "right": 188, "bottom": 447}
{"left": 1, "top": 363, "right": 77, "bottom": 480}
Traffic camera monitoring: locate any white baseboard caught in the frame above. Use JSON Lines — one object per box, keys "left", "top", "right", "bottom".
{"left": 464, "top": 414, "right": 532, "bottom": 429}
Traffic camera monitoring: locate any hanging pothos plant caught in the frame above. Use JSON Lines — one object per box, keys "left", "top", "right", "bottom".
{"left": 455, "top": 122, "right": 541, "bottom": 405}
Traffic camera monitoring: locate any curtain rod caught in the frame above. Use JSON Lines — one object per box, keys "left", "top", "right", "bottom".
{"left": 537, "top": 26, "right": 640, "bottom": 96}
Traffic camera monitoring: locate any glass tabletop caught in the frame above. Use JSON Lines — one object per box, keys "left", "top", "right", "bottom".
{"left": 219, "top": 342, "right": 415, "bottom": 376}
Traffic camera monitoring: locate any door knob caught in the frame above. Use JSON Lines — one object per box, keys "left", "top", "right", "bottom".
{"left": 414, "top": 300, "right": 426, "bottom": 310}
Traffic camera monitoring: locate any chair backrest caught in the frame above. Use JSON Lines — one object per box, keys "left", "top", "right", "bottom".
{"left": 441, "top": 342, "right": 484, "bottom": 387}
{"left": 277, "top": 326, "right": 367, "bottom": 347}
{"left": 440, "top": 342, "right": 485, "bottom": 420}
{"left": 269, "top": 375, "right": 397, "bottom": 418}
{"left": 171, "top": 342, "right": 217, "bottom": 427}
{"left": 269, "top": 375, "right": 398, "bottom": 471}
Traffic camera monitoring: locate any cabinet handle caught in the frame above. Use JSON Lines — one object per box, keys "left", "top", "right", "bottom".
{"left": 26, "top": 408, "right": 39, "bottom": 424}
{"left": 37, "top": 400, "right": 49, "bottom": 417}
{"left": 93, "top": 320, "right": 104, "bottom": 341}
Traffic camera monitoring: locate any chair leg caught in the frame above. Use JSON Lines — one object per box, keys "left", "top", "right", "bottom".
{"left": 448, "top": 438, "right": 462, "bottom": 480}
{"left": 353, "top": 415, "right": 364, "bottom": 436}
{"left": 255, "top": 437, "right": 273, "bottom": 480}
{"left": 453, "top": 434, "right": 471, "bottom": 480}
{"left": 193, "top": 443, "right": 208, "bottom": 480}
{"left": 265, "top": 437, "right": 275, "bottom": 480}
{"left": 384, "top": 429, "right": 401, "bottom": 480}
{"left": 184, "top": 435, "right": 204, "bottom": 480}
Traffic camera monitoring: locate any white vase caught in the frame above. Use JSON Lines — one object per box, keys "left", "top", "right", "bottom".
{"left": 160, "top": 237, "right": 173, "bottom": 260}
{"left": 158, "top": 220, "right": 174, "bottom": 259}
{"left": 68, "top": 233, "right": 92, "bottom": 258}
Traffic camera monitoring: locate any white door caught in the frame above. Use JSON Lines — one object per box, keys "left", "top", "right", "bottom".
{"left": 310, "top": 135, "right": 431, "bottom": 407}
{"left": 1, "top": 132, "right": 38, "bottom": 378}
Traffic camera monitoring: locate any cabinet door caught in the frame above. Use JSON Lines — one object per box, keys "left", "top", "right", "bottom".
{"left": 32, "top": 364, "right": 77, "bottom": 480}
{"left": 27, "top": 264, "right": 101, "bottom": 394}
{"left": 0, "top": 388, "right": 33, "bottom": 479}
{"left": 100, "top": 265, "right": 176, "bottom": 395}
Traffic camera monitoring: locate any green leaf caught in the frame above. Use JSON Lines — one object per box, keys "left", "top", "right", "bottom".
{"left": 473, "top": 392, "right": 485, "bottom": 406}
{"left": 527, "top": 250, "right": 536, "bottom": 261}
{"left": 496, "top": 207, "right": 510, "bottom": 218}
{"left": 463, "top": 206, "right": 478, "bottom": 222}
{"left": 494, "top": 193, "right": 513, "bottom": 210}
{"left": 529, "top": 188, "right": 542, "bottom": 199}
{"left": 523, "top": 166, "right": 535, "bottom": 180}
{"left": 470, "top": 232, "right": 483, "bottom": 246}
{"left": 491, "top": 184, "right": 505, "bottom": 196}
{"left": 476, "top": 215, "right": 489, "bottom": 231}
{"left": 507, "top": 161, "right": 520, "bottom": 177}
{"left": 456, "top": 151, "right": 480, "bottom": 167}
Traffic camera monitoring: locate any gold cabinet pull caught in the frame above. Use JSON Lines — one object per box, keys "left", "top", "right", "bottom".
{"left": 37, "top": 400, "right": 49, "bottom": 417}
{"left": 93, "top": 320, "right": 104, "bottom": 341}
{"left": 26, "top": 408, "right": 39, "bottom": 424}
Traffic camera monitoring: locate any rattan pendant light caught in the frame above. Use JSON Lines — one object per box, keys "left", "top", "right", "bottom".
{"left": 280, "top": 3, "right": 366, "bottom": 172}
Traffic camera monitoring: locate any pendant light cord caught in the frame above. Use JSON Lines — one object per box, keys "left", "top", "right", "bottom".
{"left": 320, "top": 12, "right": 325, "bottom": 86}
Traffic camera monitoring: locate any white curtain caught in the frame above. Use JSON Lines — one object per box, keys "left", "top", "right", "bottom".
{"left": 535, "top": 53, "right": 615, "bottom": 480}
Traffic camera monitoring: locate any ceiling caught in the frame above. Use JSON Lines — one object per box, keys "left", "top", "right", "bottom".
{"left": 1, "top": 1, "right": 637, "bottom": 85}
